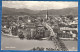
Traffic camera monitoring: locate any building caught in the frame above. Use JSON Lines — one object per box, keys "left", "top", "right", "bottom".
{"left": 2, "top": 15, "right": 17, "bottom": 28}
{"left": 60, "top": 27, "right": 78, "bottom": 39}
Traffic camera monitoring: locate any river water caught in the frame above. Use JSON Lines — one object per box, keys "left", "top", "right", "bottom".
{"left": 1, "top": 35, "right": 77, "bottom": 51}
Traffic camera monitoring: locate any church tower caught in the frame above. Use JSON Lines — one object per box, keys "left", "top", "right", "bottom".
{"left": 46, "top": 8, "right": 48, "bottom": 20}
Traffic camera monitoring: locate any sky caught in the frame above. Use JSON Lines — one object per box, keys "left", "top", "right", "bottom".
{"left": 2, "top": 1, "right": 78, "bottom": 10}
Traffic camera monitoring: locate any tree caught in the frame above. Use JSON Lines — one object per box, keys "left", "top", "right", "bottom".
{"left": 67, "top": 15, "right": 74, "bottom": 20}
{"left": 18, "top": 31, "right": 24, "bottom": 40}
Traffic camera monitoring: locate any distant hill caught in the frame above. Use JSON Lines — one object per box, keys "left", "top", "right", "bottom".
{"left": 2, "top": 7, "right": 78, "bottom": 16}
{"left": 37, "top": 7, "right": 78, "bottom": 16}
{"left": 2, "top": 7, "right": 40, "bottom": 15}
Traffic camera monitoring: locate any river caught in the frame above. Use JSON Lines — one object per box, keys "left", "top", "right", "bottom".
{"left": 1, "top": 35, "right": 77, "bottom": 51}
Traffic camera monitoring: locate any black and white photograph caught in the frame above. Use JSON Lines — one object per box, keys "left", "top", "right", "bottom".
{"left": 1, "top": 1, "right": 78, "bottom": 51}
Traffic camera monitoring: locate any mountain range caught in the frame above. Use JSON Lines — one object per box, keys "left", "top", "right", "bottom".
{"left": 2, "top": 7, "right": 78, "bottom": 16}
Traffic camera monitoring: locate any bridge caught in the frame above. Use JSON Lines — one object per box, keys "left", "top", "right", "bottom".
{"left": 42, "top": 22, "right": 68, "bottom": 51}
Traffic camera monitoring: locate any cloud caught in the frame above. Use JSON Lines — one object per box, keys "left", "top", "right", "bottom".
{"left": 2, "top": 1, "right": 78, "bottom": 10}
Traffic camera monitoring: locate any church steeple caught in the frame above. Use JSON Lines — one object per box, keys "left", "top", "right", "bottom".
{"left": 46, "top": 8, "right": 48, "bottom": 20}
